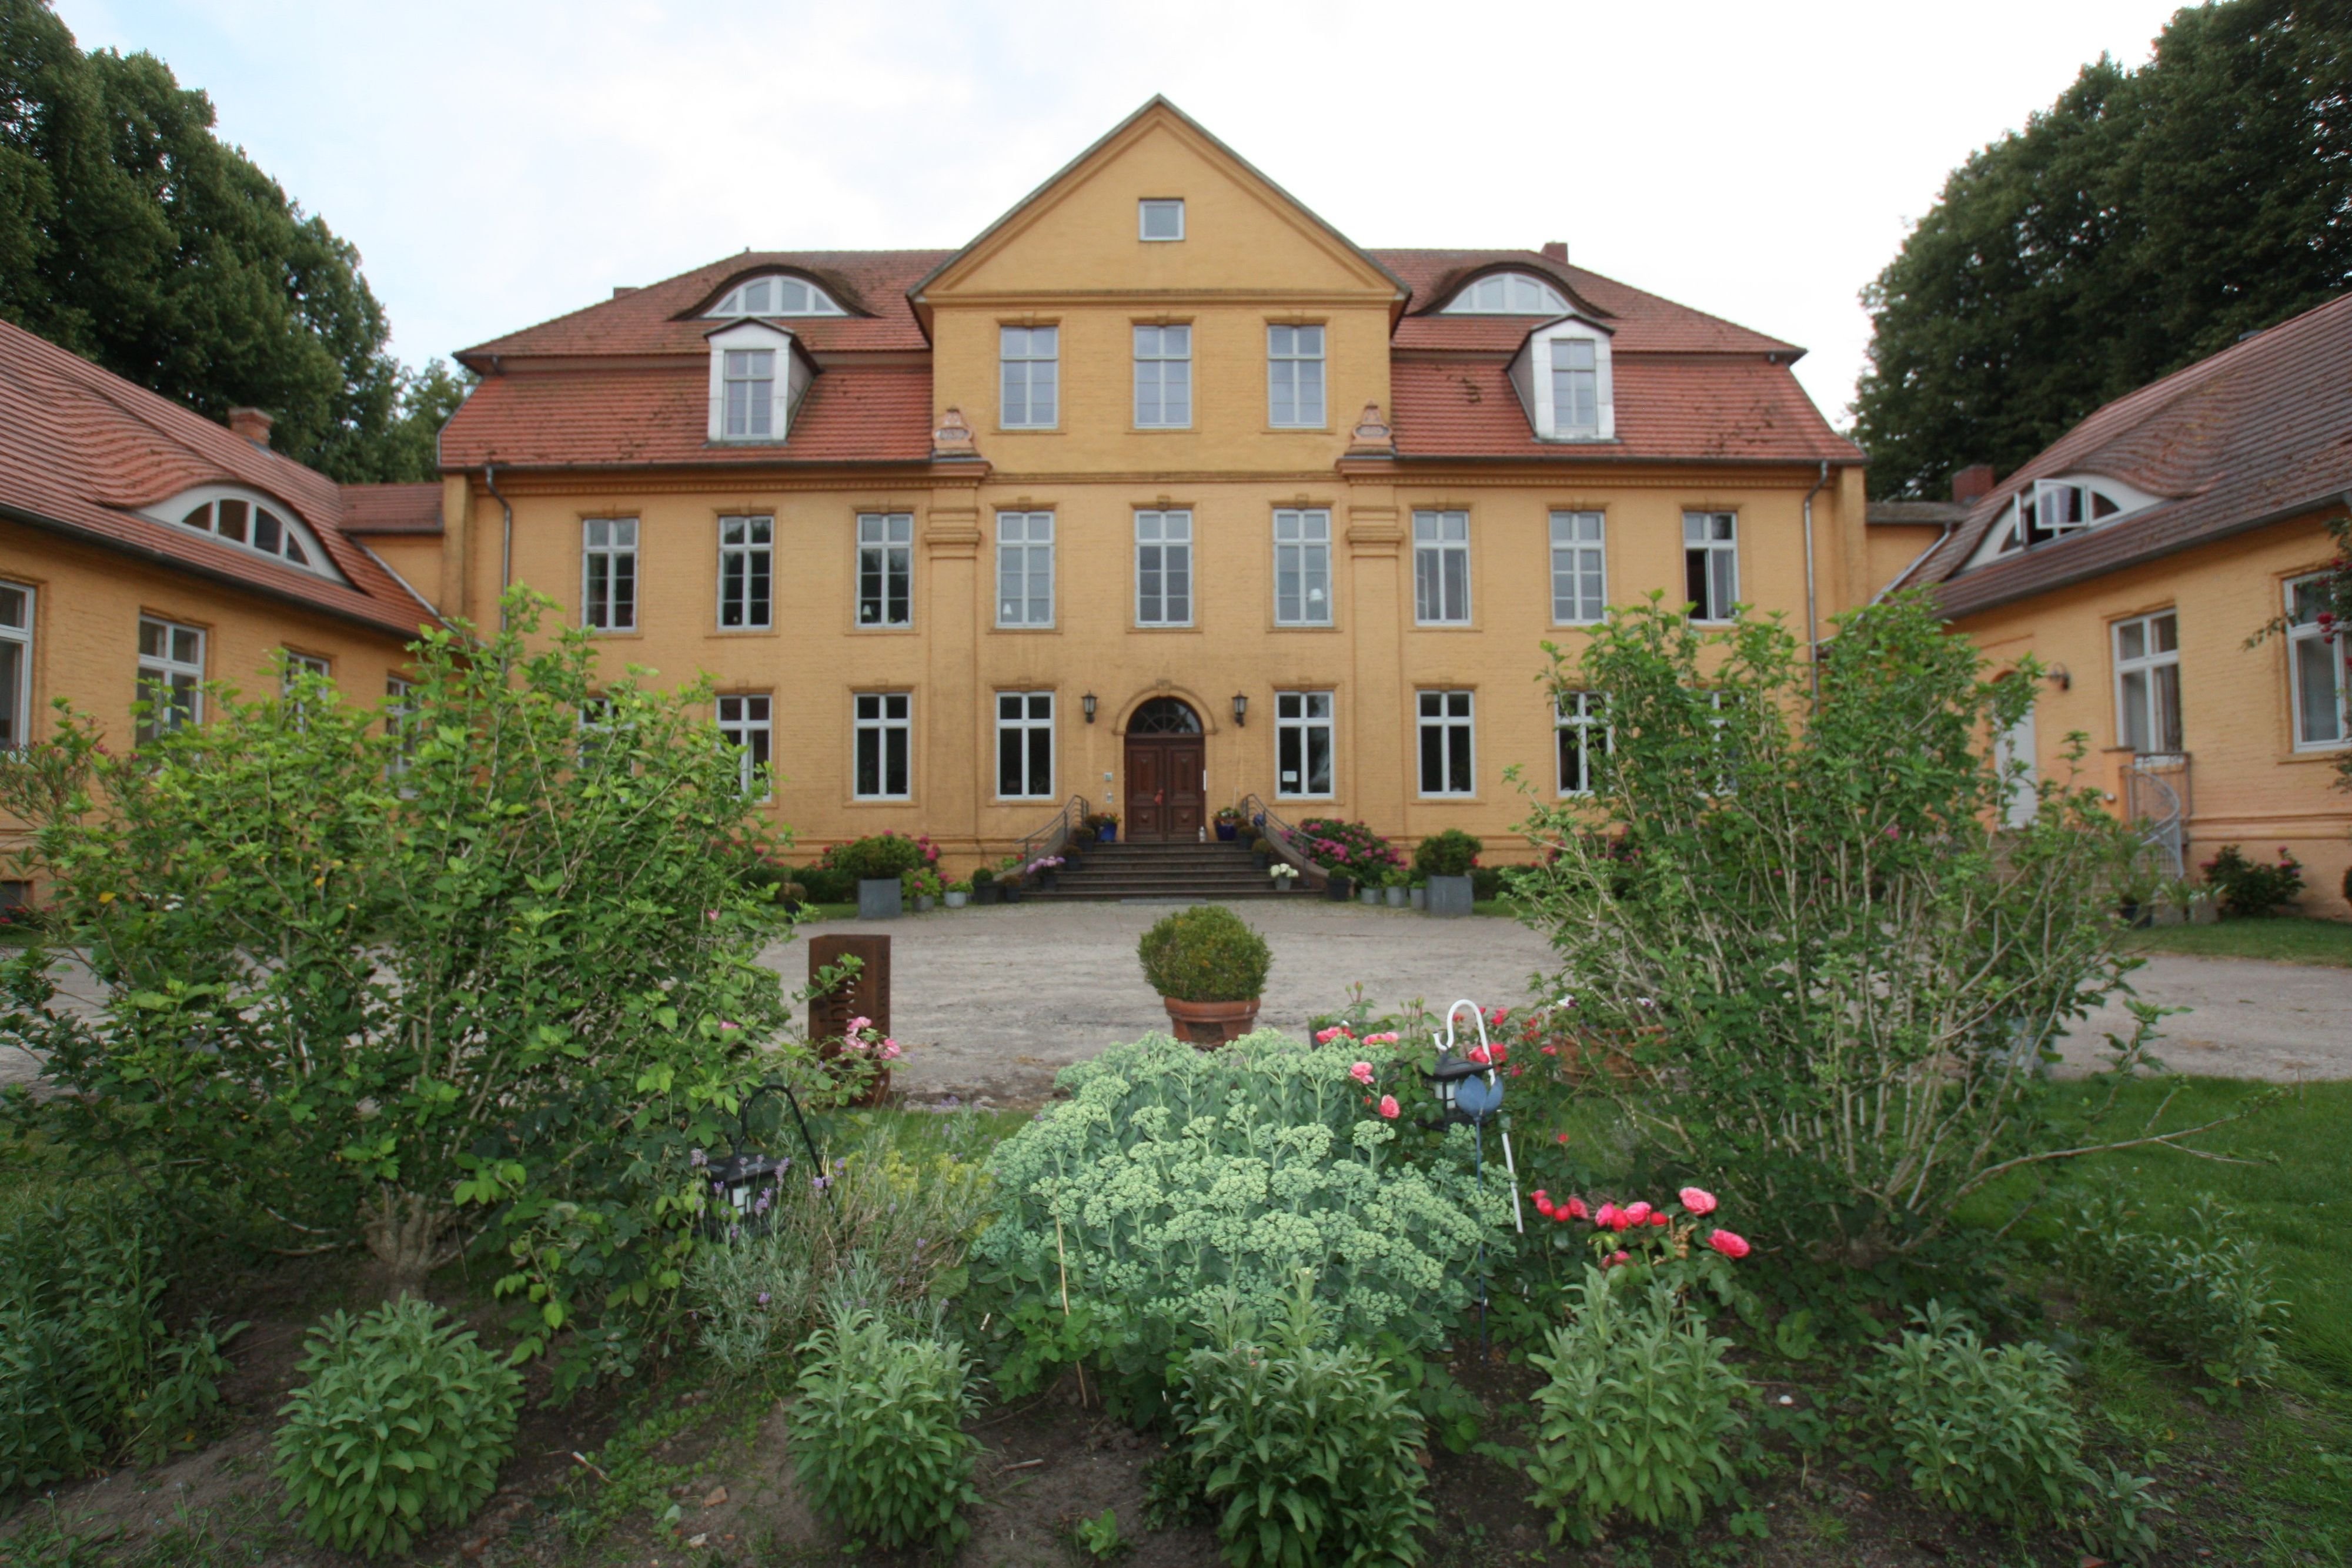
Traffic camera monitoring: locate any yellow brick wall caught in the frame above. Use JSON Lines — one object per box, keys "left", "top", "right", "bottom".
{"left": 1867, "top": 522, "right": 1947, "bottom": 596}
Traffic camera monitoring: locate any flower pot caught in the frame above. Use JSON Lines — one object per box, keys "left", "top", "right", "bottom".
{"left": 1424, "top": 873, "right": 1474, "bottom": 918}
{"left": 1003, "top": 885, "right": 1021, "bottom": 904}
{"left": 1271, "top": 875, "right": 1297, "bottom": 892}
{"left": 1385, "top": 885, "right": 1407, "bottom": 907}
{"left": 1098, "top": 824, "right": 1116, "bottom": 843}
{"left": 1324, "top": 873, "right": 1352, "bottom": 902}
{"left": 915, "top": 895, "right": 936, "bottom": 912}
{"left": 2189, "top": 895, "right": 2219, "bottom": 926}
{"left": 943, "top": 890, "right": 968, "bottom": 909}
{"left": 1162, "top": 995, "right": 1261, "bottom": 1047}
{"left": 1037, "top": 871, "right": 1058, "bottom": 890}
{"left": 1215, "top": 822, "right": 1238, "bottom": 841}
{"left": 1409, "top": 886, "right": 1426, "bottom": 911}
{"left": 973, "top": 884, "right": 1002, "bottom": 906}
{"left": 857, "top": 878, "right": 903, "bottom": 920}
{"left": 1358, "top": 887, "right": 1380, "bottom": 905}
{"left": 1251, "top": 851, "right": 1270, "bottom": 870}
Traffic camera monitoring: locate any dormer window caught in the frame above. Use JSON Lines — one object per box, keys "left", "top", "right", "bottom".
{"left": 724, "top": 350, "right": 774, "bottom": 439}
{"left": 705, "top": 320, "right": 812, "bottom": 444}
{"left": 704, "top": 273, "right": 844, "bottom": 317}
{"left": 1441, "top": 272, "right": 1571, "bottom": 314}
{"left": 142, "top": 485, "right": 345, "bottom": 580}
{"left": 1507, "top": 322, "right": 1615, "bottom": 441}
{"left": 1969, "top": 473, "right": 2158, "bottom": 567}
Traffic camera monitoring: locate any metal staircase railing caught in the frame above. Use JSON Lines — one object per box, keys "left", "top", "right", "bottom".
{"left": 2123, "top": 753, "right": 2191, "bottom": 878}
{"left": 1015, "top": 793, "right": 1090, "bottom": 866}
{"left": 1237, "top": 793, "right": 1329, "bottom": 887}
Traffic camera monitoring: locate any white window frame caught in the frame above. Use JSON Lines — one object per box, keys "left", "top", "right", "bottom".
{"left": 1556, "top": 691, "right": 1609, "bottom": 796}
{"left": 282, "top": 652, "right": 331, "bottom": 708}
{"left": 583, "top": 517, "right": 639, "bottom": 631}
{"left": 995, "top": 691, "right": 1055, "bottom": 800}
{"left": 0, "top": 581, "right": 32, "bottom": 751}
{"left": 1267, "top": 325, "right": 1326, "bottom": 428}
{"left": 2113, "top": 609, "right": 2182, "bottom": 755}
{"left": 1273, "top": 509, "right": 1332, "bottom": 626}
{"left": 1549, "top": 511, "right": 1606, "bottom": 623}
{"left": 857, "top": 513, "right": 913, "bottom": 628}
{"left": 721, "top": 349, "right": 776, "bottom": 440}
{"left": 1549, "top": 336, "right": 1601, "bottom": 437}
{"left": 1000, "top": 326, "right": 1058, "bottom": 429}
{"left": 135, "top": 614, "right": 204, "bottom": 744}
{"left": 718, "top": 693, "right": 773, "bottom": 799}
{"left": 704, "top": 274, "right": 846, "bottom": 317}
{"left": 1133, "top": 323, "right": 1192, "bottom": 429}
{"left": 1412, "top": 510, "right": 1472, "bottom": 625}
{"left": 1139, "top": 199, "right": 1185, "bottom": 241}
{"left": 995, "top": 511, "right": 1055, "bottom": 628}
{"left": 718, "top": 514, "right": 773, "bottom": 630}
{"left": 1274, "top": 690, "right": 1335, "bottom": 799}
{"left": 1416, "top": 688, "right": 1476, "bottom": 797}
{"left": 2287, "top": 574, "right": 2351, "bottom": 750}
{"left": 385, "top": 675, "right": 419, "bottom": 775}
{"left": 1683, "top": 511, "right": 1738, "bottom": 623}
{"left": 853, "top": 692, "right": 911, "bottom": 801}
{"left": 1134, "top": 510, "right": 1193, "bottom": 627}
{"left": 1441, "top": 273, "right": 1572, "bottom": 314}
{"left": 143, "top": 484, "right": 342, "bottom": 579}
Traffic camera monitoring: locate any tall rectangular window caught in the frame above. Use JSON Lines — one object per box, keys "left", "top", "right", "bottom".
{"left": 1413, "top": 510, "right": 1471, "bottom": 624}
{"left": 1000, "top": 326, "right": 1058, "bottom": 429}
{"left": 854, "top": 692, "right": 911, "bottom": 799}
{"left": 723, "top": 349, "right": 776, "bottom": 439}
{"left": 1556, "top": 691, "right": 1609, "bottom": 795}
{"left": 1267, "top": 325, "right": 1325, "bottom": 427}
{"left": 995, "top": 691, "right": 1054, "bottom": 798}
{"left": 718, "top": 694, "right": 773, "bottom": 797}
{"left": 1135, "top": 510, "right": 1192, "bottom": 626}
{"left": 0, "top": 584, "right": 30, "bottom": 751}
{"left": 1134, "top": 324, "right": 1191, "bottom": 428}
{"left": 2288, "top": 575, "right": 2350, "bottom": 749}
{"left": 2114, "top": 610, "right": 2182, "bottom": 754}
{"left": 584, "top": 517, "right": 638, "bottom": 631}
{"left": 135, "top": 614, "right": 203, "bottom": 744}
{"left": 385, "top": 676, "right": 419, "bottom": 775}
{"left": 1552, "top": 337, "right": 1599, "bottom": 434}
{"left": 1416, "top": 689, "right": 1475, "bottom": 796}
{"left": 857, "top": 513, "right": 913, "bottom": 627}
{"left": 1273, "top": 509, "right": 1331, "bottom": 626}
{"left": 1275, "top": 690, "right": 1334, "bottom": 798}
{"left": 1550, "top": 511, "right": 1606, "bottom": 623}
{"left": 995, "top": 512, "right": 1054, "bottom": 628}
{"left": 719, "top": 514, "right": 773, "bottom": 629}
{"left": 1683, "top": 511, "right": 1737, "bottom": 622}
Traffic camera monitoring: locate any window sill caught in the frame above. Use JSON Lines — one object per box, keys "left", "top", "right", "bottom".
{"left": 585, "top": 628, "right": 644, "bottom": 639}
{"left": 851, "top": 624, "right": 920, "bottom": 636}
{"left": 1263, "top": 425, "right": 1332, "bottom": 434}
{"left": 2283, "top": 743, "right": 2352, "bottom": 761}
{"left": 712, "top": 626, "right": 781, "bottom": 637}
{"left": 1132, "top": 623, "right": 1200, "bottom": 633}
{"left": 994, "top": 426, "right": 1061, "bottom": 434}
{"left": 991, "top": 624, "right": 1061, "bottom": 634}
{"left": 1271, "top": 621, "right": 1340, "bottom": 633}
{"left": 1411, "top": 621, "right": 1480, "bottom": 631}
{"left": 1128, "top": 426, "right": 1197, "bottom": 434}
{"left": 1534, "top": 433, "right": 1617, "bottom": 445}
{"left": 1416, "top": 794, "right": 1482, "bottom": 803}
{"left": 706, "top": 437, "right": 790, "bottom": 448}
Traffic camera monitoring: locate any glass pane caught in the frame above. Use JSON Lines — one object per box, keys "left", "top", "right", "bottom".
{"left": 217, "top": 499, "right": 248, "bottom": 541}
{"left": 2153, "top": 663, "right": 2181, "bottom": 751}
{"left": 1306, "top": 725, "right": 1332, "bottom": 794}
{"left": 172, "top": 628, "right": 200, "bottom": 664}
{"left": 0, "top": 586, "right": 21, "bottom": 627}
{"left": 1027, "top": 727, "right": 1051, "bottom": 794}
{"left": 0, "top": 642, "right": 20, "bottom": 747}
{"left": 2151, "top": 612, "right": 2177, "bottom": 654}
{"left": 1420, "top": 724, "right": 1444, "bottom": 793}
{"left": 1710, "top": 550, "right": 1736, "bottom": 619}
{"left": 2294, "top": 638, "right": 2344, "bottom": 743}
{"left": 2116, "top": 620, "right": 2146, "bottom": 661}
{"left": 1446, "top": 725, "right": 1472, "bottom": 792}
{"left": 2120, "top": 670, "right": 2149, "bottom": 751}
{"left": 885, "top": 728, "right": 908, "bottom": 796}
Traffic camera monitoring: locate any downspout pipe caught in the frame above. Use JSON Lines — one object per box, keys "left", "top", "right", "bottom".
{"left": 1801, "top": 459, "right": 1829, "bottom": 708}
{"left": 483, "top": 462, "right": 513, "bottom": 630}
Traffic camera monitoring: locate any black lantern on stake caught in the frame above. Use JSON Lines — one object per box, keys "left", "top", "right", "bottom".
{"left": 1422, "top": 1000, "right": 1523, "bottom": 1349}
{"left": 704, "top": 1081, "right": 826, "bottom": 1239}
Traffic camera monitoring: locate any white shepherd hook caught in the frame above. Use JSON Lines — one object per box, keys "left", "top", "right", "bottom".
{"left": 1439, "top": 999, "right": 1524, "bottom": 1235}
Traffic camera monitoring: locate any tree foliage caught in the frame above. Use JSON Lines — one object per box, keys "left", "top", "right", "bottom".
{"left": 1853, "top": 0, "right": 2352, "bottom": 497}
{"left": 0, "top": 0, "right": 460, "bottom": 480}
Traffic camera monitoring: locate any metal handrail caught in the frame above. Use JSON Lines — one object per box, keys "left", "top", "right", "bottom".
{"left": 1237, "top": 793, "right": 1328, "bottom": 887}
{"left": 2123, "top": 753, "right": 2191, "bottom": 879}
{"left": 1015, "top": 793, "right": 1090, "bottom": 866}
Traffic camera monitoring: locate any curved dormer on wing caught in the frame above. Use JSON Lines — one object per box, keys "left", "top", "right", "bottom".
{"left": 1439, "top": 270, "right": 1573, "bottom": 315}
{"left": 1962, "top": 473, "right": 2164, "bottom": 570}
{"left": 141, "top": 484, "right": 349, "bottom": 583}
{"left": 703, "top": 272, "right": 847, "bottom": 318}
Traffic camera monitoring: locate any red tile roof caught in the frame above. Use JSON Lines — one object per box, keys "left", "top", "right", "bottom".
{"left": 0, "top": 320, "right": 439, "bottom": 636}
{"left": 1392, "top": 358, "right": 1860, "bottom": 464}
{"left": 1373, "top": 250, "right": 1804, "bottom": 357}
{"left": 1920, "top": 290, "right": 2352, "bottom": 617}
{"left": 339, "top": 482, "right": 443, "bottom": 534}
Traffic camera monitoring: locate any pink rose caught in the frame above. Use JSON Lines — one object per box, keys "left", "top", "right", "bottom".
{"left": 846, "top": 1016, "right": 871, "bottom": 1034}
{"left": 1706, "top": 1228, "right": 1751, "bottom": 1260}
{"left": 1622, "top": 1201, "right": 1652, "bottom": 1226}
{"left": 1593, "top": 1202, "right": 1621, "bottom": 1229}
{"left": 1349, "top": 1061, "right": 1374, "bottom": 1085}
{"left": 1604, "top": 1249, "right": 1631, "bottom": 1268}
{"left": 1378, "top": 1095, "right": 1399, "bottom": 1120}
{"left": 1563, "top": 1196, "right": 1589, "bottom": 1221}
{"left": 1678, "top": 1186, "right": 1717, "bottom": 1216}
{"left": 1650, "top": 1212, "right": 1669, "bottom": 1227}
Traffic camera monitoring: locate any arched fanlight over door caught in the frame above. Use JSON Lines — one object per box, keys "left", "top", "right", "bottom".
{"left": 1127, "top": 696, "right": 1202, "bottom": 734}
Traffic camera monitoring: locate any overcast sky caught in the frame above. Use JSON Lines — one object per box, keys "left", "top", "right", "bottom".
{"left": 55, "top": 1, "right": 2186, "bottom": 426}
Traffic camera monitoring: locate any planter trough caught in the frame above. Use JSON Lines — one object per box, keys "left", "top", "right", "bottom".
{"left": 856, "top": 878, "right": 903, "bottom": 920}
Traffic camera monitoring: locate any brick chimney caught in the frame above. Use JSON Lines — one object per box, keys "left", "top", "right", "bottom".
{"left": 1540, "top": 240, "right": 1568, "bottom": 262}
{"left": 226, "top": 407, "right": 273, "bottom": 447}
{"left": 1950, "top": 463, "right": 1996, "bottom": 503}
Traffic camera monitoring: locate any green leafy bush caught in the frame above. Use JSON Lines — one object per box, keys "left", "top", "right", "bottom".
{"left": 274, "top": 1297, "right": 521, "bottom": 1560}
{"left": 1411, "top": 828, "right": 1482, "bottom": 878}
{"left": 2057, "top": 1187, "right": 2285, "bottom": 1386}
{"left": 1137, "top": 904, "right": 1272, "bottom": 1001}
{"left": 828, "top": 832, "right": 931, "bottom": 881}
{"left": 2199, "top": 843, "right": 2305, "bottom": 918}
{"left": 1860, "top": 1302, "right": 2087, "bottom": 1526}
{"left": 789, "top": 1302, "right": 982, "bottom": 1553}
{"left": 1524, "top": 1266, "right": 1749, "bottom": 1543}
{"left": 1167, "top": 1275, "right": 1431, "bottom": 1568}
{"left": 793, "top": 863, "right": 856, "bottom": 903}
{"left": 1295, "top": 818, "right": 1402, "bottom": 883}
{"left": 970, "top": 866, "right": 995, "bottom": 887}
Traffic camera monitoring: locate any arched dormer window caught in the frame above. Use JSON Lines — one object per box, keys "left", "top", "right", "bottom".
{"left": 1441, "top": 272, "right": 1571, "bottom": 315}
{"left": 142, "top": 485, "right": 346, "bottom": 580}
{"left": 1967, "top": 474, "right": 2161, "bottom": 569}
{"left": 704, "top": 273, "right": 846, "bottom": 317}
{"left": 1506, "top": 318, "right": 1616, "bottom": 442}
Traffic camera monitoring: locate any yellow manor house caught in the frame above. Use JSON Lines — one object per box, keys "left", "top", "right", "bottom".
{"left": 432, "top": 99, "right": 1866, "bottom": 865}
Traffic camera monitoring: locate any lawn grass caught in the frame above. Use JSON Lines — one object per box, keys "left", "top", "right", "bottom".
{"left": 2123, "top": 914, "right": 2352, "bottom": 966}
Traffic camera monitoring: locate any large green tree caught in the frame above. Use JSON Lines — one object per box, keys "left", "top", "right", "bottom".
{"left": 1853, "top": 0, "right": 2352, "bottom": 499}
{"left": 0, "top": 0, "right": 456, "bottom": 482}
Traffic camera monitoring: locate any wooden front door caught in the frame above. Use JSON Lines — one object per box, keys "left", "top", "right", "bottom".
{"left": 1123, "top": 697, "right": 1206, "bottom": 841}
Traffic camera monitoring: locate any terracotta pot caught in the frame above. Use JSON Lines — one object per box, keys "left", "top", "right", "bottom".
{"left": 1161, "top": 995, "right": 1261, "bottom": 1047}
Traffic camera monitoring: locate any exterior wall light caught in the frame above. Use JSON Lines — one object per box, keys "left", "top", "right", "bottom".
{"left": 1083, "top": 692, "right": 1098, "bottom": 723}
{"left": 1232, "top": 693, "right": 1247, "bottom": 727}
{"left": 2044, "top": 665, "right": 2072, "bottom": 692}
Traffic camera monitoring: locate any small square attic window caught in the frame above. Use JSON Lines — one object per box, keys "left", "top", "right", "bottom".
{"left": 1139, "top": 199, "right": 1184, "bottom": 241}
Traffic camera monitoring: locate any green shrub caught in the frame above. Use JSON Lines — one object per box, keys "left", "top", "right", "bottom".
{"left": 1469, "top": 866, "right": 1507, "bottom": 901}
{"left": 1411, "top": 828, "right": 1482, "bottom": 878}
{"left": 789, "top": 1302, "right": 982, "bottom": 1552}
{"left": 1295, "top": 818, "right": 1402, "bottom": 884}
{"left": 1137, "top": 904, "right": 1272, "bottom": 1001}
{"left": 970, "top": 865, "right": 995, "bottom": 887}
{"left": 1524, "top": 1266, "right": 1748, "bottom": 1543}
{"left": 1167, "top": 1275, "right": 1431, "bottom": 1568}
{"left": 830, "top": 833, "right": 930, "bottom": 881}
{"left": 2057, "top": 1187, "right": 2285, "bottom": 1386}
{"left": 274, "top": 1296, "right": 521, "bottom": 1560}
{"left": 794, "top": 864, "right": 856, "bottom": 903}
{"left": 2199, "top": 843, "right": 2304, "bottom": 917}
{"left": 1860, "top": 1302, "right": 2087, "bottom": 1526}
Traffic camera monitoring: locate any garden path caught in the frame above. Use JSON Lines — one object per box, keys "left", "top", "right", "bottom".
{"left": 2053, "top": 952, "right": 2352, "bottom": 1082}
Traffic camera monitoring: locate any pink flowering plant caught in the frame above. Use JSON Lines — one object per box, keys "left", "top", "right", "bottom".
{"left": 1294, "top": 818, "right": 1404, "bottom": 884}
{"left": 1526, "top": 1182, "right": 1750, "bottom": 1312}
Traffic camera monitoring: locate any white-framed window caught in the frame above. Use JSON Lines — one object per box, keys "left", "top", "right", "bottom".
{"left": 1550, "top": 511, "right": 1606, "bottom": 623}
{"left": 1135, "top": 510, "right": 1192, "bottom": 626}
{"left": 1139, "top": 199, "right": 1185, "bottom": 241}
{"left": 2288, "top": 575, "right": 2350, "bottom": 749}
{"left": 0, "top": 582, "right": 31, "bottom": 751}
{"left": 583, "top": 517, "right": 638, "bottom": 631}
{"left": 1551, "top": 337, "right": 1600, "bottom": 435}
{"left": 718, "top": 694, "right": 773, "bottom": 798}
{"left": 721, "top": 349, "right": 776, "bottom": 440}
{"left": 1441, "top": 272, "right": 1571, "bottom": 314}
{"left": 1416, "top": 689, "right": 1475, "bottom": 796}
{"left": 2113, "top": 609, "right": 2181, "bottom": 754}
{"left": 705, "top": 275, "right": 845, "bottom": 317}
{"left": 719, "top": 515, "right": 772, "bottom": 630}
{"left": 1000, "top": 326, "right": 1058, "bottom": 429}
{"left": 1683, "top": 511, "right": 1738, "bottom": 622}
{"left": 1274, "top": 509, "right": 1332, "bottom": 626}
{"left": 135, "top": 614, "right": 203, "bottom": 745}
{"left": 282, "top": 652, "right": 331, "bottom": 712}
{"left": 1268, "top": 325, "right": 1325, "bottom": 427}
{"left": 853, "top": 692, "right": 911, "bottom": 800}
{"left": 1275, "top": 690, "right": 1334, "bottom": 798}
{"left": 857, "top": 513, "right": 913, "bottom": 628}
{"left": 995, "top": 512, "right": 1055, "bottom": 628}
{"left": 1413, "top": 510, "right": 1472, "bottom": 624}
{"left": 1556, "top": 691, "right": 1609, "bottom": 795}
{"left": 995, "top": 691, "right": 1054, "bottom": 798}
{"left": 148, "top": 486, "right": 340, "bottom": 577}
{"left": 1134, "top": 324, "right": 1191, "bottom": 428}
{"left": 1997, "top": 479, "right": 2126, "bottom": 553}
{"left": 385, "top": 675, "right": 419, "bottom": 774}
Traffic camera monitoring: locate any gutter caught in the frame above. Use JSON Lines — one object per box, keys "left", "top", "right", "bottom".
{"left": 1800, "top": 459, "right": 1829, "bottom": 707}
{"left": 1875, "top": 519, "right": 1960, "bottom": 602}
{"left": 483, "top": 462, "right": 514, "bottom": 630}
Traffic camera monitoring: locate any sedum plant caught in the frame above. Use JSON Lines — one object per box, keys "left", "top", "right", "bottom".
{"left": 274, "top": 1296, "right": 521, "bottom": 1560}
{"left": 1137, "top": 904, "right": 1272, "bottom": 1001}
{"left": 1525, "top": 1265, "right": 1749, "bottom": 1543}
{"left": 789, "top": 1300, "right": 983, "bottom": 1553}
{"left": 2057, "top": 1185, "right": 2286, "bottom": 1386}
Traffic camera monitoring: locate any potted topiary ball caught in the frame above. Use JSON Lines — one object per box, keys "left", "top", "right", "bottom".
{"left": 1138, "top": 904, "right": 1272, "bottom": 1047}
{"left": 1413, "top": 828, "right": 1482, "bottom": 918}
{"left": 970, "top": 866, "right": 1000, "bottom": 906}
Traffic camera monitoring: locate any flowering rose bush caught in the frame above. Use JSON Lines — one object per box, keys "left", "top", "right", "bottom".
{"left": 1294, "top": 818, "right": 1403, "bottom": 883}
{"left": 1526, "top": 1183, "right": 1749, "bottom": 1311}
